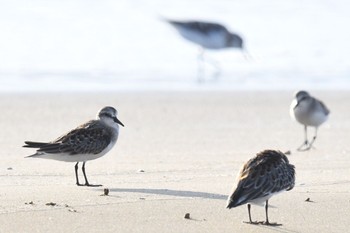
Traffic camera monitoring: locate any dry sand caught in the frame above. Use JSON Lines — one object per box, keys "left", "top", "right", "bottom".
{"left": 0, "top": 91, "right": 349, "bottom": 233}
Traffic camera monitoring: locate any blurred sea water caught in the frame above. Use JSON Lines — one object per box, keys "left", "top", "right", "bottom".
{"left": 0, "top": 0, "right": 350, "bottom": 92}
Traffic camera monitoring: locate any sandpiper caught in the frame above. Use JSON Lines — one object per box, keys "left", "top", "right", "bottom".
{"left": 290, "top": 91, "right": 330, "bottom": 151}
{"left": 227, "top": 150, "right": 295, "bottom": 226}
{"left": 167, "top": 20, "right": 246, "bottom": 81}
{"left": 23, "top": 106, "right": 124, "bottom": 186}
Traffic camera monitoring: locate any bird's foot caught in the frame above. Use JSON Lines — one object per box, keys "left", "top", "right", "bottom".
{"left": 243, "top": 221, "right": 282, "bottom": 226}
{"left": 85, "top": 183, "right": 103, "bottom": 187}
{"left": 297, "top": 146, "right": 311, "bottom": 152}
{"left": 243, "top": 221, "right": 261, "bottom": 225}
{"left": 76, "top": 183, "right": 102, "bottom": 187}
{"left": 297, "top": 141, "right": 311, "bottom": 151}
{"left": 297, "top": 144, "right": 316, "bottom": 152}
{"left": 262, "top": 221, "right": 282, "bottom": 226}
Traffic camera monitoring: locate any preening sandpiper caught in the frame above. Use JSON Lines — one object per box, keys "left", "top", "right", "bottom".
{"left": 167, "top": 20, "right": 246, "bottom": 81}
{"left": 290, "top": 91, "right": 330, "bottom": 151}
{"left": 23, "top": 106, "right": 124, "bottom": 186}
{"left": 227, "top": 150, "right": 295, "bottom": 226}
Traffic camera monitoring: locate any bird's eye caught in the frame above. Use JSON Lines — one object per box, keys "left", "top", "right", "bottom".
{"left": 101, "top": 113, "right": 112, "bottom": 118}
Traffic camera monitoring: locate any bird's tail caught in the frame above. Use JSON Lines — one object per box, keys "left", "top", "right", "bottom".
{"left": 23, "top": 141, "right": 48, "bottom": 148}
{"left": 23, "top": 141, "right": 48, "bottom": 158}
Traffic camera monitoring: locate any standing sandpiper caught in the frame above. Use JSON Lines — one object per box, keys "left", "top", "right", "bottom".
{"left": 23, "top": 106, "right": 124, "bottom": 186}
{"left": 290, "top": 91, "right": 330, "bottom": 151}
{"left": 227, "top": 150, "right": 295, "bottom": 225}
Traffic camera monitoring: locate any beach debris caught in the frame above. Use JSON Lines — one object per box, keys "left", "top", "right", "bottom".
{"left": 184, "top": 213, "right": 191, "bottom": 219}
{"left": 138, "top": 169, "right": 145, "bottom": 173}
{"left": 284, "top": 150, "right": 291, "bottom": 155}
{"left": 68, "top": 208, "right": 77, "bottom": 213}
{"left": 104, "top": 188, "right": 109, "bottom": 196}
{"left": 46, "top": 202, "right": 57, "bottom": 206}
{"left": 25, "top": 201, "right": 34, "bottom": 205}
{"left": 63, "top": 204, "right": 77, "bottom": 212}
{"left": 139, "top": 197, "right": 146, "bottom": 200}
{"left": 305, "top": 198, "right": 313, "bottom": 202}
{"left": 100, "top": 188, "right": 110, "bottom": 196}
{"left": 7, "top": 167, "right": 13, "bottom": 170}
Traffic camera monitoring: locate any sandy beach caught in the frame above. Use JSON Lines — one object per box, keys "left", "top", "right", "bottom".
{"left": 0, "top": 91, "right": 349, "bottom": 233}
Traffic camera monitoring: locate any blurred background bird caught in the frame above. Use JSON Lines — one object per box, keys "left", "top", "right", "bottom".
{"left": 166, "top": 19, "right": 249, "bottom": 82}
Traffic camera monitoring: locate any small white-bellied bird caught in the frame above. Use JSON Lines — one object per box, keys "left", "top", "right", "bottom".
{"left": 166, "top": 20, "right": 246, "bottom": 81}
{"left": 290, "top": 91, "right": 330, "bottom": 151}
{"left": 227, "top": 150, "right": 295, "bottom": 226}
{"left": 23, "top": 106, "right": 124, "bottom": 187}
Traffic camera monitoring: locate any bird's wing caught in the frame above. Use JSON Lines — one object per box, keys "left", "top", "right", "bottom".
{"left": 232, "top": 164, "right": 274, "bottom": 205}
{"left": 35, "top": 121, "right": 112, "bottom": 155}
{"left": 169, "top": 20, "right": 227, "bottom": 35}
{"left": 194, "top": 22, "right": 227, "bottom": 32}
{"left": 319, "top": 100, "right": 330, "bottom": 115}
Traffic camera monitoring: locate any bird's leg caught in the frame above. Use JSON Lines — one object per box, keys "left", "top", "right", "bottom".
{"left": 307, "top": 127, "right": 318, "bottom": 150}
{"left": 82, "top": 162, "right": 89, "bottom": 186}
{"left": 242, "top": 48, "right": 254, "bottom": 62}
{"left": 262, "top": 200, "right": 282, "bottom": 226}
{"left": 75, "top": 162, "right": 83, "bottom": 186}
{"left": 203, "top": 54, "right": 221, "bottom": 80}
{"left": 197, "top": 48, "right": 205, "bottom": 83}
{"left": 248, "top": 204, "right": 252, "bottom": 223}
{"left": 82, "top": 162, "right": 102, "bottom": 187}
{"left": 243, "top": 204, "right": 259, "bottom": 224}
{"left": 265, "top": 200, "right": 270, "bottom": 224}
{"left": 297, "top": 125, "right": 310, "bottom": 151}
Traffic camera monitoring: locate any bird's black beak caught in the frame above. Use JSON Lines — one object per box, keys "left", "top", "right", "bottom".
{"left": 113, "top": 117, "right": 124, "bottom": 127}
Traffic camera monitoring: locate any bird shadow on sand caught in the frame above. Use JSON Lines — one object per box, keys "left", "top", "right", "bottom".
{"left": 251, "top": 224, "right": 300, "bottom": 233}
{"left": 102, "top": 188, "right": 228, "bottom": 200}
